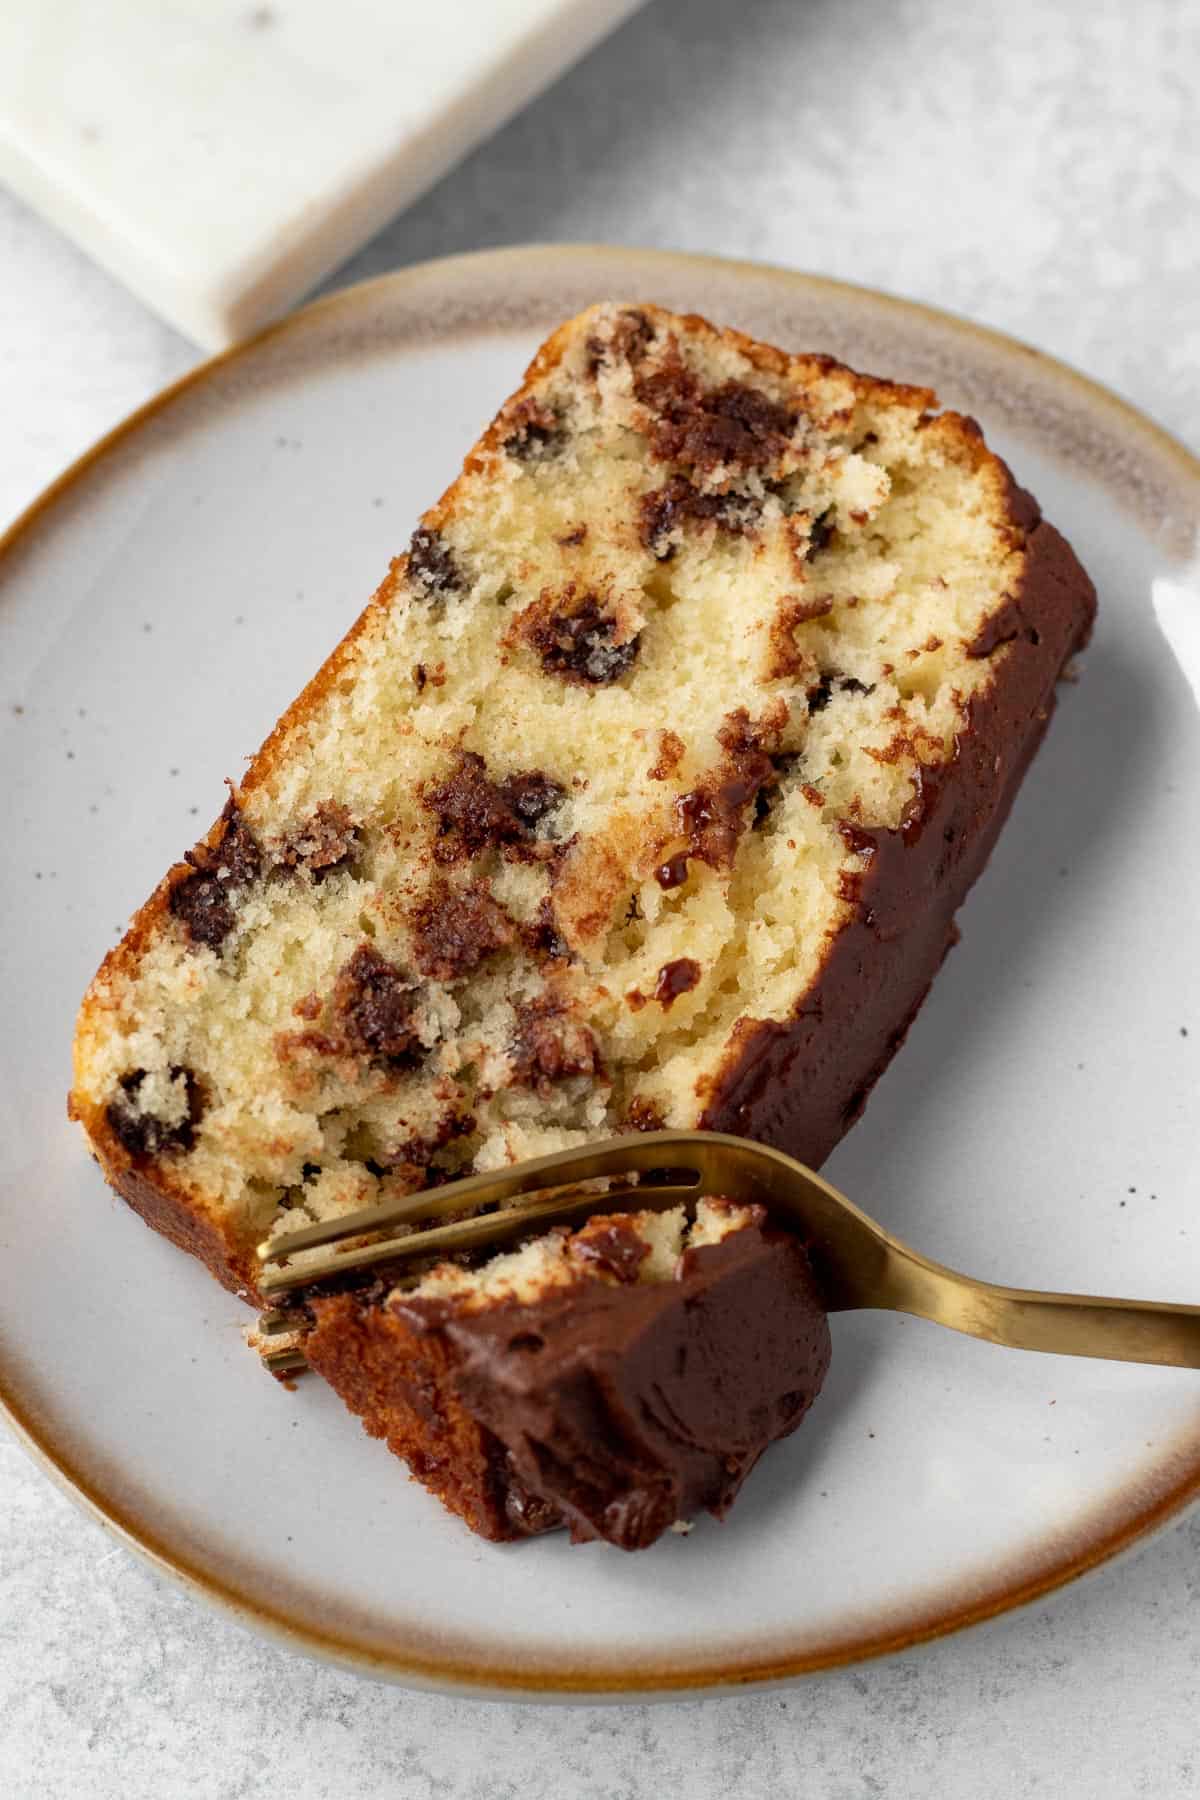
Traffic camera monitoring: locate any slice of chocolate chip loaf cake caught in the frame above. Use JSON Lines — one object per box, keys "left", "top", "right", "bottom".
{"left": 297, "top": 1197, "right": 831, "bottom": 1548}
{"left": 72, "top": 300, "right": 1094, "bottom": 1321}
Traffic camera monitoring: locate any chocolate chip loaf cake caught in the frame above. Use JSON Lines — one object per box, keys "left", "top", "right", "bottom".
{"left": 71, "top": 301, "right": 1094, "bottom": 1538}
{"left": 297, "top": 1197, "right": 831, "bottom": 1548}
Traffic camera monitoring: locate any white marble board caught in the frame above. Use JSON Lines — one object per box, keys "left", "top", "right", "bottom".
{"left": 0, "top": 0, "right": 645, "bottom": 349}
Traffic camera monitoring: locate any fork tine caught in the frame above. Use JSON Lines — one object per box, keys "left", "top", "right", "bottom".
{"left": 260, "top": 1173, "right": 623, "bottom": 1263}
{"left": 255, "top": 1130, "right": 711, "bottom": 1267}
{"left": 256, "top": 1182, "right": 698, "bottom": 1296}
{"left": 256, "top": 1307, "right": 308, "bottom": 1336}
{"left": 252, "top": 1129, "right": 809, "bottom": 1304}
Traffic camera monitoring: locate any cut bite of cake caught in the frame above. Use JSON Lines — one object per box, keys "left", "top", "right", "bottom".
{"left": 298, "top": 1197, "right": 832, "bottom": 1549}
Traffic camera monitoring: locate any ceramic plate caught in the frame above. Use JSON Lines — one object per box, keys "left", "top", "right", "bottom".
{"left": 2, "top": 248, "right": 1198, "bottom": 1699}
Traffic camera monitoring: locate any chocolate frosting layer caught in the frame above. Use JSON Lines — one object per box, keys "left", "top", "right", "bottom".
{"left": 398, "top": 1223, "right": 831, "bottom": 1551}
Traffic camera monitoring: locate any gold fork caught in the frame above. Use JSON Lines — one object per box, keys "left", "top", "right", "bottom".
{"left": 254, "top": 1130, "right": 1200, "bottom": 1376}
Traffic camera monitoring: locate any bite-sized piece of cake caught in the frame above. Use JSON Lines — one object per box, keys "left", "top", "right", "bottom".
{"left": 70, "top": 300, "right": 1096, "bottom": 1312}
{"left": 301, "top": 1199, "right": 831, "bottom": 1548}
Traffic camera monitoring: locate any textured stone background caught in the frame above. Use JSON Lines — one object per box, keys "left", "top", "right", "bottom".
{"left": 3, "top": 1, "right": 1198, "bottom": 1794}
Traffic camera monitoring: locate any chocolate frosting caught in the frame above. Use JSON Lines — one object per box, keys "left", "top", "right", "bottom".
{"left": 398, "top": 1223, "right": 831, "bottom": 1550}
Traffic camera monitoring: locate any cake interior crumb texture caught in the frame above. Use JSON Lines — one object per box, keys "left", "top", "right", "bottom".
{"left": 71, "top": 300, "right": 1096, "bottom": 1301}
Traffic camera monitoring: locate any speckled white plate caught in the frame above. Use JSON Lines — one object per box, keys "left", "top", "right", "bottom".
{"left": 2, "top": 247, "right": 1198, "bottom": 1699}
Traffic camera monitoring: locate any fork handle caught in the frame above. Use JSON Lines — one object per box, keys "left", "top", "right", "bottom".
{"left": 880, "top": 1248, "right": 1200, "bottom": 1369}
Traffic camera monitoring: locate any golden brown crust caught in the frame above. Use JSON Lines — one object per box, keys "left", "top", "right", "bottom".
{"left": 75, "top": 1101, "right": 260, "bottom": 1298}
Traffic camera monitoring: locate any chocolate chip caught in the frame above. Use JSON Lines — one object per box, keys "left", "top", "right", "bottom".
{"left": 522, "top": 897, "right": 571, "bottom": 962}
{"left": 586, "top": 309, "right": 656, "bottom": 376}
{"left": 529, "top": 595, "right": 640, "bottom": 685}
{"left": 106, "top": 1066, "right": 203, "bottom": 1158}
{"left": 808, "top": 672, "right": 875, "bottom": 714}
{"left": 502, "top": 400, "right": 567, "bottom": 462}
{"left": 674, "top": 749, "right": 773, "bottom": 870}
{"left": 410, "top": 881, "right": 515, "bottom": 981}
{"left": 497, "top": 771, "right": 565, "bottom": 829}
{"left": 635, "top": 363, "right": 797, "bottom": 472}
{"left": 614, "top": 310, "right": 655, "bottom": 358}
{"left": 807, "top": 673, "right": 835, "bottom": 714}
{"left": 505, "top": 424, "right": 561, "bottom": 460}
{"left": 653, "top": 742, "right": 777, "bottom": 876}
{"left": 753, "top": 754, "right": 799, "bottom": 825}
{"left": 751, "top": 750, "right": 804, "bottom": 828}
{"left": 652, "top": 957, "right": 701, "bottom": 1009}
{"left": 169, "top": 869, "right": 235, "bottom": 949}
{"left": 716, "top": 706, "right": 786, "bottom": 756}
{"left": 706, "top": 382, "right": 797, "bottom": 448}
{"left": 333, "top": 944, "right": 422, "bottom": 1063}
{"left": 170, "top": 802, "right": 262, "bottom": 950}
{"left": 639, "top": 475, "right": 761, "bottom": 560}
{"left": 510, "top": 997, "right": 599, "bottom": 1093}
{"left": 624, "top": 1096, "right": 666, "bottom": 1133}
{"left": 806, "top": 508, "right": 835, "bottom": 557}
{"left": 654, "top": 852, "right": 690, "bottom": 890}
{"left": 424, "top": 752, "right": 520, "bottom": 861}
{"left": 210, "top": 806, "right": 261, "bottom": 885}
{"left": 408, "top": 527, "right": 462, "bottom": 598}
{"left": 276, "top": 801, "right": 360, "bottom": 880}
{"left": 423, "top": 752, "right": 563, "bottom": 863}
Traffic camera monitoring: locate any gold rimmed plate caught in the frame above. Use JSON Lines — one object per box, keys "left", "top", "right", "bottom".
{"left": 2, "top": 246, "right": 1198, "bottom": 1697}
